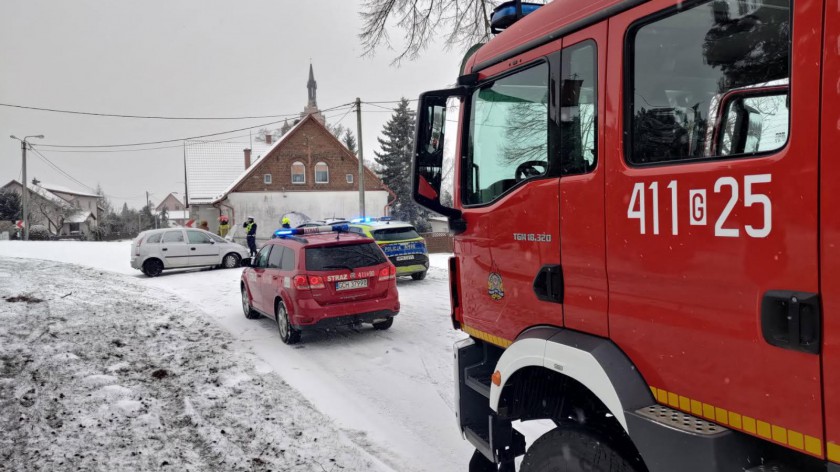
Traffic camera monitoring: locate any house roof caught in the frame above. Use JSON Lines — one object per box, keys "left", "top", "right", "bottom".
{"left": 184, "top": 131, "right": 284, "bottom": 205}
{"left": 211, "top": 114, "right": 387, "bottom": 204}
{"left": 40, "top": 183, "right": 101, "bottom": 198}
{"left": 2, "top": 180, "right": 72, "bottom": 209}
{"left": 66, "top": 211, "right": 95, "bottom": 224}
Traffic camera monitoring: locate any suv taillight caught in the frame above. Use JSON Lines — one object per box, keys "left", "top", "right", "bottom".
{"left": 293, "top": 275, "right": 309, "bottom": 289}
{"left": 309, "top": 275, "right": 325, "bottom": 289}
{"left": 378, "top": 265, "right": 396, "bottom": 282}
{"left": 294, "top": 275, "right": 325, "bottom": 290}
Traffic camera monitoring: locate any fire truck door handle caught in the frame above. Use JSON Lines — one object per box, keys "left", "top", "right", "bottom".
{"left": 761, "top": 290, "right": 821, "bottom": 355}
{"left": 533, "top": 265, "right": 563, "bottom": 304}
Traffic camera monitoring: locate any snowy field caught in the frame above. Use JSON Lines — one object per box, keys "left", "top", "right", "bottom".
{"left": 0, "top": 241, "right": 474, "bottom": 471}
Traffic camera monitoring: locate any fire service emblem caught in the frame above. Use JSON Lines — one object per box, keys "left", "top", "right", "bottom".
{"left": 487, "top": 261, "right": 505, "bottom": 301}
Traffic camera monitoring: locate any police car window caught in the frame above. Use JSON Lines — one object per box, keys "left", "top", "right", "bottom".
{"left": 187, "top": 230, "right": 212, "bottom": 244}
{"left": 162, "top": 231, "right": 184, "bottom": 243}
{"left": 281, "top": 248, "right": 296, "bottom": 271}
{"left": 146, "top": 233, "right": 162, "bottom": 244}
{"left": 466, "top": 62, "right": 549, "bottom": 205}
{"left": 305, "top": 243, "right": 387, "bottom": 271}
{"left": 348, "top": 227, "right": 364, "bottom": 234}
{"left": 372, "top": 227, "right": 421, "bottom": 242}
{"left": 267, "top": 245, "right": 284, "bottom": 269}
{"left": 628, "top": 0, "right": 790, "bottom": 164}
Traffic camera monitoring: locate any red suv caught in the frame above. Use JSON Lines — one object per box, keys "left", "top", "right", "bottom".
{"left": 240, "top": 225, "right": 399, "bottom": 344}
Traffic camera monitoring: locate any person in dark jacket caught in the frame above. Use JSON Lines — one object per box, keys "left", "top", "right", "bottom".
{"left": 243, "top": 216, "right": 257, "bottom": 258}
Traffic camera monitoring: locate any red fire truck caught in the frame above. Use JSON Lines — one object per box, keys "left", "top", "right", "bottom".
{"left": 411, "top": 0, "right": 840, "bottom": 470}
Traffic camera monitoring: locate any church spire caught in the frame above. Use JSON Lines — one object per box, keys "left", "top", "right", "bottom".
{"left": 302, "top": 62, "right": 325, "bottom": 124}
{"left": 307, "top": 63, "right": 317, "bottom": 109}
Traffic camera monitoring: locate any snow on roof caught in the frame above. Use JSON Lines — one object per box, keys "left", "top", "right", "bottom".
{"left": 184, "top": 128, "right": 286, "bottom": 205}
{"left": 66, "top": 211, "right": 95, "bottom": 223}
{"left": 3, "top": 180, "right": 73, "bottom": 209}
{"left": 40, "top": 182, "right": 101, "bottom": 198}
{"left": 207, "top": 118, "right": 307, "bottom": 204}
{"left": 159, "top": 210, "right": 189, "bottom": 220}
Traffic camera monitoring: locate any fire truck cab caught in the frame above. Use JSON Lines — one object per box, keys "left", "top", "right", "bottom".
{"left": 412, "top": 0, "right": 840, "bottom": 470}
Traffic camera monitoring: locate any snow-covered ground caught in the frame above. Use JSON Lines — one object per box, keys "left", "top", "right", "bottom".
{"left": 0, "top": 241, "right": 473, "bottom": 471}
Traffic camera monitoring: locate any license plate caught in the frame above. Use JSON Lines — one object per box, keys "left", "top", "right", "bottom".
{"left": 396, "top": 255, "right": 414, "bottom": 261}
{"left": 336, "top": 279, "right": 368, "bottom": 291}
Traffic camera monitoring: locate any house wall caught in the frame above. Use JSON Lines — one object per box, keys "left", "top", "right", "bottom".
{"left": 218, "top": 191, "right": 389, "bottom": 240}
{"left": 235, "top": 119, "right": 385, "bottom": 194}
{"left": 156, "top": 194, "right": 185, "bottom": 213}
{"left": 50, "top": 192, "right": 100, "bottom": 221}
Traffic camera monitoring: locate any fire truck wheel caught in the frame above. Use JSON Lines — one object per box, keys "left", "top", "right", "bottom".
{"left": 520, "top": 427, "right": 639, "bottom": 472}
{"left": 372, "top": 317, "right": 393, "bottom": 330}
{"left": 276, "top": 300, "right": 301, "bottom": 344}
{"left": 241, "top": 285, "right": 260, "bottom": 320}
{"left": 411, "top": 271, "right": 427, "bottom": 281}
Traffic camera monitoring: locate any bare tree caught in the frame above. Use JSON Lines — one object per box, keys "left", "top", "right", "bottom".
{"left": 360, "top": 0, "right": 528, "bottom": 64}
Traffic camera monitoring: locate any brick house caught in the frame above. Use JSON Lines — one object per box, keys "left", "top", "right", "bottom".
{"left": 185, "top": 65, "right": 392, "bottom": 239}
{"left": 209, "top": 113, "right": 392, "bottom": 240}
{"left": 154, "top": 192, "right": 188, "bottom": 226}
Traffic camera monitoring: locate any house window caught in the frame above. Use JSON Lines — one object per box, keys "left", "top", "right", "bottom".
{"left": 346, "top": 174, "right": 354, "bottom": 184}
{"left": 315, "top": 162, "right": 329, "bottom": 183}
{"left": 264, "top": 174, "right": 272, "bottom": 184}
{"left": 69, "top": 223, "right": 80, "bottom": 233}
{"left": 292, "top": 162, "right": 306, "bottom": 184}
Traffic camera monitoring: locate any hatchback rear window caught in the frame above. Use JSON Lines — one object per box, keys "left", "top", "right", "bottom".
{"left": 305, "top": 243, "right": 387, "bottom": 271}
{"left": 146, "top": 233, "right": 162, "bottom": 244}
{"left": 371, "top": 227, "right": 421, "bottom": 242}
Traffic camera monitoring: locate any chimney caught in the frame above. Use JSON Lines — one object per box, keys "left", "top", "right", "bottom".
{"left": 265, "top": 134, "right": 273, "bottom": 145}
{"left": 244, "top": 148, "right": 252, "bottom": 169}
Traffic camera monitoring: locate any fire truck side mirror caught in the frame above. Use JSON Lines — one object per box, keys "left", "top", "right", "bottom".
{"left": 413, "top": 88, "right": 467, "bottom": 220}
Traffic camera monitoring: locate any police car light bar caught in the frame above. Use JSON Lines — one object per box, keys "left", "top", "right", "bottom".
{"left": 350, "top": 216, "right": 392, "bottom": 223}
{"left": 274, "top": 224, "right": 349, "bottom": 238}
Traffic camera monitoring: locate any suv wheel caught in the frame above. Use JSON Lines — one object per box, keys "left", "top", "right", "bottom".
{"left": 372, "top": 317, "right": 393, "bottom": 330}
{"left": 411, "top": 271, "right": 427, "bottom": 281}
{"left": 222, "top": 253, "right": 241, "bottom": 269}
{"left": 241, "top": 285, "right": 260, "bottom": 319}
{"left": 276, "top": 300, "right": 301, "bottom": 345}
{"left": 142, "top": 259, "right": 164, "bottom": 277}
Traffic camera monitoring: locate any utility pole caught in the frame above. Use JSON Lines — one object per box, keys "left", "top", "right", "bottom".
{"left": 355, "top": 97, "right": 366, "bottom": 218}
{"left": 10, "top": 134, "right": 44, "bottom": 241}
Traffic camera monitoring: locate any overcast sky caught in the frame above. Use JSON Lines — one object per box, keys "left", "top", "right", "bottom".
{"left": 0, "top": 0, "right": 464, "bottom": 209}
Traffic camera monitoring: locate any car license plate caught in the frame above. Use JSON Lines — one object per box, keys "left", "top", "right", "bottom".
{"left": 336, "top": 279, "right": 368, "bottom": 291}
{"left": 396, "top": 255, "right": 414, "bottom": 261}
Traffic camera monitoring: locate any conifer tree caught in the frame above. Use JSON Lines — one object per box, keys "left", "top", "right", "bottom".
{"left": 343, "top": 129, "right": 358, "bottom": 155}
{"left": 374, "top": 98, "right": 428, "bottom": 230}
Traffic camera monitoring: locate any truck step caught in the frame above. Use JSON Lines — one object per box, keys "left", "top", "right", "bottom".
{"left": 464, "top": 423, "right": 493, "bottom": 462}
{"left": 464, "top": 364, "right": 493, "bottom": 399}
{"left": 744, "top": 465, "right": 800, "bottom": 472}
{"left": 635, "top": 404, "right": 727, "bottom": 436}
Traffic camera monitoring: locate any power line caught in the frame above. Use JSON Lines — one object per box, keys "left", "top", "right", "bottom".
{"left": 0, "top": 102, "right": 322, "bottom": 121}
{"left": 35, "top": 104, "right": 354, "bottom": 149}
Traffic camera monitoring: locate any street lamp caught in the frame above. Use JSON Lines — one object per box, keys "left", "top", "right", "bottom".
{"left": 10, "top": 134, "right": 45, "bottom": 241}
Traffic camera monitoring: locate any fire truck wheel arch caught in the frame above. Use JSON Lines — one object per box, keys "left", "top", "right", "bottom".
{"left": 489, "top": 327, "right": 654, "bottom": 434}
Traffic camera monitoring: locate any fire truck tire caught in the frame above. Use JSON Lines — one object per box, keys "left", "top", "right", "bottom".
{"left": 241, "top": 285, "right": 260, "bottom": 320}
{"left": 411, "top": 271, "right": 427, "bottom": 280}
{"left": 276, "top": 300, "right": 301, "bottom": 344}
{"left": 372, "top": 317, "right": 393, "bottom": 330}
{"left": 520, "top": 427, "right": 639, "bottom": 472}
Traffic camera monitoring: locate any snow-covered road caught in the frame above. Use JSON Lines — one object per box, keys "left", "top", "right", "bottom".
{"left": 0, "top": 241, "right": 473, "bottom": 471}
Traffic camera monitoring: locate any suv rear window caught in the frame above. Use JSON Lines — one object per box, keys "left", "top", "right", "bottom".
{"left": 371, "top": 227, "right": 420, "bottom": 242}
{"left": 305, "top": 243, "right": 387, "bottom": 271}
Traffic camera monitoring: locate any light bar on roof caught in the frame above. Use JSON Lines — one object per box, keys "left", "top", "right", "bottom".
{"left": 274, "top": 224, "right": 349, "bottom": 238}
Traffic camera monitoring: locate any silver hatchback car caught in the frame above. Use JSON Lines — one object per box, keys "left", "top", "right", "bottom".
{"left": 130, "top": 228, "right": 251, "bottom": 277}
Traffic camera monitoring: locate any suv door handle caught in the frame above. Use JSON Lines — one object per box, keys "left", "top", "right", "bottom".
{"left": 761, "top": 290, "right": 821, "bottom": 354}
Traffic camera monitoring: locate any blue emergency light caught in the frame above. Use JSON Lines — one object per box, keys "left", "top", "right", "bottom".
{"left": 350, "top": 216, "right": 392, "bottom": 224}
{"left": 490, "top": 1, "right": 543, "bottom": 34}
{"left": 273, "top": 224, "right": 348, "bottom": 239}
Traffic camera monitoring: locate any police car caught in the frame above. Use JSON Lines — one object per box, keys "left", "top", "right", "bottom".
{"left": 347, "top": 218, "right": 429, "bottom": 280}
{"left": 240, "top": 224, "right": 399, "bottom": 344}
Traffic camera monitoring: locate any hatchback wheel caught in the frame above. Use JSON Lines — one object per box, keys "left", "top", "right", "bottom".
{"left": 241, "top": 285, "right": 260, "bottom": 319}
{"left": 276, "top": 300, "right": 301, "bottom": 344}
{"left": 143, "top": 259, "right": 164, "bottom": 277}
{"left": 222, "top": 252, "right": 241, "bottom": 269}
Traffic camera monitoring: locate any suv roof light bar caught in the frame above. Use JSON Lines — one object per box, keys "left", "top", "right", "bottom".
{"left": 273, "top": 224, "right": 349, "bottom": 241}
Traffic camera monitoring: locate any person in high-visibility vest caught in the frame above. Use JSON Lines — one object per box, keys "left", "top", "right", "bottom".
{"left": 218, "top": 215, "right": 230, "bottom": 238}
{"left": 243, "top": 216, "right": 257, "bottom": 257}
{"left": 281, "top": 216, "right": 291, "bottom": 229}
